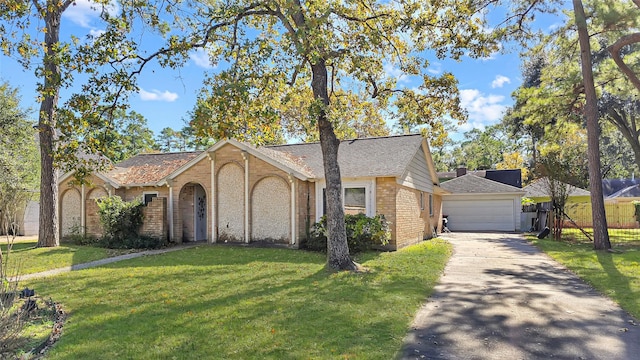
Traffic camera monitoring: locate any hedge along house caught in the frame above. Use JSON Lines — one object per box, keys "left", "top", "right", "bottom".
{"left": 57, "top": 134, "right": 445, "bottom": 250}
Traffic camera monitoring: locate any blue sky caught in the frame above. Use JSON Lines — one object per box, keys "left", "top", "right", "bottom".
{"left": 0, "top": 1, "right": 565, "bottom": 140}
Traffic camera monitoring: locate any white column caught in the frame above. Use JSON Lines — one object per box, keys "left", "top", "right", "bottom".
{"left": 241, "top": 151, "right": 250, "bottom": 243}
{"left": 209, "top": 152, "right": 217, "bottom": 243}
{"left": 167, "top": 180, "right": 174, "bottom": 242}
{"left": 81, "top": 183, "right": 86, "bottom": 234}
{"left": 289, "top": 175, "right": 296, "bottom": 245}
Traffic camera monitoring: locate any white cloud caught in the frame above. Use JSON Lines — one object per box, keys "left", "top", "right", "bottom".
{"left": 459, "top": 88, "right": 507, "bottom": 130}
{"left": 63, "top": 0, "right": 119, "bottom": 28}
{"left": 383, "top": 62, "right": 409, "bottom": 83}
{"left": 139, "top": 88, "right": 179, "bottom": 102}
{"left": 491, "top": 75, "right": 511, "bottom": 88}
{"left": 89, "top": 29, "right": 105, "bottom": 39}
{"left": 427, "top": 62, "right": 442, "bottom": 75}
{"left": 189, "top": 48, "right": 215, "bottom": 69}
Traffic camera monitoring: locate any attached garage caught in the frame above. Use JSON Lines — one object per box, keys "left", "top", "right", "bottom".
{"left": 441, "top": 174, "right": 524, "bottom": 232}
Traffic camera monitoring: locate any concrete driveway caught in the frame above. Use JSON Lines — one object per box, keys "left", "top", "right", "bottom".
{"left": 399, "top": 232, "right": 640, "bottom": 360}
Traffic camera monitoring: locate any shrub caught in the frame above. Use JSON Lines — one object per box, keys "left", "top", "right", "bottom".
{"left": 63, "top": 223, "right": 99, "bottom": 246}
{"left": 303, "top": 214, "right": 390, "bottom": 254}
{"left": 634, "top": 201, "right": 640, "bottom": 223}
{"left": 96, "top": 196, "right": 165, "bottom": 249}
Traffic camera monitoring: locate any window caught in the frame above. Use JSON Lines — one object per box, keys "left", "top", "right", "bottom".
{"left": 317, "top": 180, "right": 374, "bottom": 220}
{"left": 322, "top": 187, "right": 367, "bottom": 215}
{"left": 429, "top": 193, "right": 434, "bottom": 217}
{"left": 143, "top": 192, "right": 158, "bottom": 206}
{"left": 344, "top": 187, "right": 366, "bottom": 215}
{"left": 420, "top": 192, "right": 425, "bottom": 211}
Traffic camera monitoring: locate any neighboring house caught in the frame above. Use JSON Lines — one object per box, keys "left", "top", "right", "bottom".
{"left": 439, "top": 174, "right": 524, "bottom": 232}
{"left": 603, "top": 179, "right": 640, "bottom": 203}
{"left": 438, "top": 168, "right": 522, "bottom": 188}
{"left": 522, "top": 178, "right": 591, "bottom": 230}
{"left": 523, "top": 178, "right": 591, "bottom": 204}
{"left": 58, "top": 134, "right": 445, "bottom": 250}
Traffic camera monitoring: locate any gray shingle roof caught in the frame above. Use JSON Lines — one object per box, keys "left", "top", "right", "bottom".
{"left": 607, "top": 184, "right": 640, "bottom": 199}
{"left": 523, "top": 178, "right": 590, "bottom": 198}
{"left": 440, "top": 174, "right": 524, "bottom": 194}
{"left": 267, "top": 134, "right": 425, "bottom": 178}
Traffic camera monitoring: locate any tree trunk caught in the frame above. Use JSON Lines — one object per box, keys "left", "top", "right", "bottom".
{"left": 573, "top": 0, "right": 611, "bottom": 250}
{"left": 310, "top": 60, "right": 356, "bottom": 271}
{"left": 37, "top": 8, "right": 62, "bottom": 248}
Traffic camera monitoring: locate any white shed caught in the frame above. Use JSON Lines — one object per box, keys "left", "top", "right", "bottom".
{"left": 441, "top": 174, "right": 524, "bottom": 232}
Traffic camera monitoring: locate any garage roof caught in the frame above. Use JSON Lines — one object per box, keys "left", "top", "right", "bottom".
{"left": 441, "top": 174, "right": 524, "bottom": 194}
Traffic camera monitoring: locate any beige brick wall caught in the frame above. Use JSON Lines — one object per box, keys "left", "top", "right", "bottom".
{"left": 140, "top": 197, "right": 168, "bottom": 240}
{"left": 376, "top": 177, "right": 397, "bottom": 248}
{"left": 297, "top": 180, "right": 314, "bottom": 242}
{"left": 395, "top": 186, "right": 425, "bottom": 249}
{"left": 85, "top": 187, "right": 108, "bottom": 239}
{"left": 429, "top": 194, "right": 443, "bottom": 235}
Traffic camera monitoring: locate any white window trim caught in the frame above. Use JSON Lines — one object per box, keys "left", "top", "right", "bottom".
{"left": 315, "top": 178, "right": 376, "bottom": 221}
{"left": 142, "top": 191, "right": 159, "bottom": 205}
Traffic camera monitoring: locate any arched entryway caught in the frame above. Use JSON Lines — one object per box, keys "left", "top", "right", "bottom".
{"left": 60, "top": 188, "right": 81, "bottom": 238}
{"left": 217, "top": 163, "right": 244, "bottom": 242}
{"left": 179, "top": 183, "right": 207, "bottom": 241}
{"left": 251, "top": 176, "right": 290, "bottom": 243}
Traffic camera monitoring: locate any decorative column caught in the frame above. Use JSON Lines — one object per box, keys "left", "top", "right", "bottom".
{"left": 167, "top": 179, "right": 174, "bottom": 242}
{"left": 288, "top": 174, "right": 296, "bottom": 245}
{"left": 208, "top": 152, "right": 217, "bottom": 244}
{"left": 241, "top": 151, "right": 250, "bottom": 243}
{"left": 81, "top": 183, "right": 86, "bottom": 234}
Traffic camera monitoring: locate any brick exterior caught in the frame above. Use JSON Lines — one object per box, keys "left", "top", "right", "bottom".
{"left": 59, "top": 140, "right": 440, "bottom": 251}
{"left": 140, "top": 197, "right": 168, "bottom": 240}
{"left": 375, "top": 177, "right": 441, "bottom": 250}
{"left": 376, "top": 177, "right": 397, "bottom": 247}
{"left": 297, "top": 180, "right": 314, "bottom": 242}
{"left": 395, "top": 186, "right": 424, "bottom": 249}
{"left": 172, "top": 157, "right": 212, "bottom": 242}
{"left": 85, "top": 186, "right": 108, "bottom": 239}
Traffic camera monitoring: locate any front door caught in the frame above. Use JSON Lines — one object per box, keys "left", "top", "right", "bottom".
{"left": 194, "top": 186, "right": 207, "bottom": 241}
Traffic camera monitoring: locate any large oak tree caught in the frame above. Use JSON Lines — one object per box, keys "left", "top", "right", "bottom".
{"left": 187, "top": 0, "right": 524, "bottom": 269}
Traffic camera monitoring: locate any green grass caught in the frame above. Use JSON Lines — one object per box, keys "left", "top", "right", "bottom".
{"left": 22, "top": 240, "right": 452, "bottom": 360}
{"left": 529, "top": 235, "right": 640, "bottom": 319}
{"left": 561, "top": 227, "right": 640, "bottom": 245}
{"left": 1, "top": 241, "right": 134, "bottom": 275}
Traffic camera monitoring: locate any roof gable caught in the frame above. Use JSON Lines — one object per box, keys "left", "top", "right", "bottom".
{"left": 441, "top": 174, "right": 524, "bottom": 194}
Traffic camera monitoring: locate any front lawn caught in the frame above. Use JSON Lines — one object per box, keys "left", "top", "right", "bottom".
{"left": 529, "top": 236, "right": 640, "bottom": 319}
{"left": 1, "top": 240, "right": 134, "bottom": 275}
{"left": 22, "top": 240, "right": 452, "bottom": 359}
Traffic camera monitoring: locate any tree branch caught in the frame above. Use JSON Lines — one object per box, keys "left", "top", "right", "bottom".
{"left": 607, "top": 32, "right": 640, "bottom": 93}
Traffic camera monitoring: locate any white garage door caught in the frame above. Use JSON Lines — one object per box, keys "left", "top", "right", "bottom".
{"left": 443, "top": 199, "right": 515, "bottom": 231}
